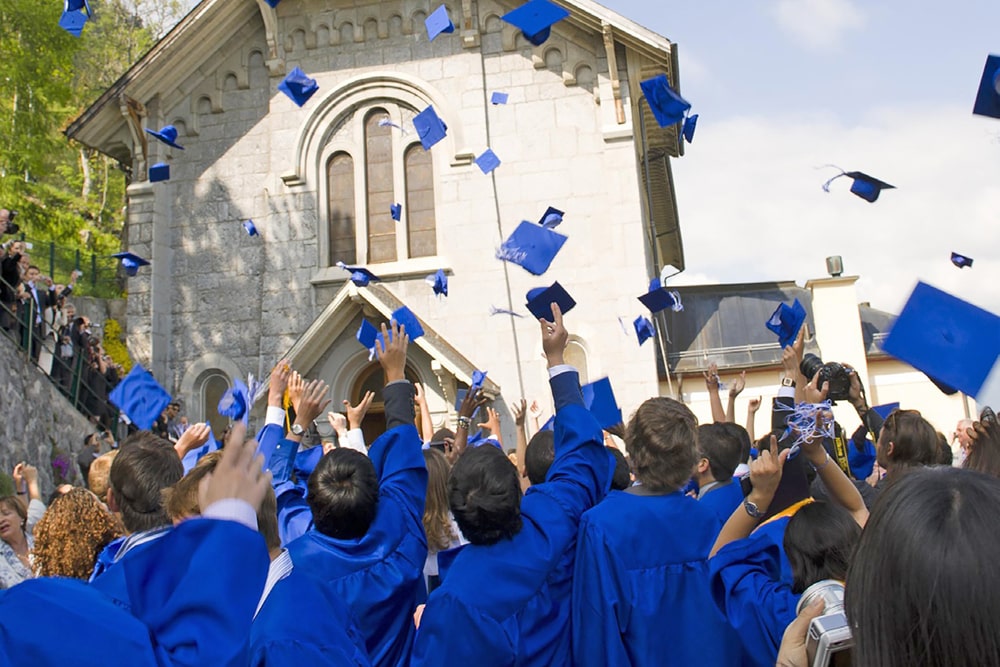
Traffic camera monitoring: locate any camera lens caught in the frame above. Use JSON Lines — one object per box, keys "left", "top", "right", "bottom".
{"left": 800, "top": 353, "right": 824, "bottom": 381}
{"left": 796, "top": 580, "right": 846, "bottom": 616}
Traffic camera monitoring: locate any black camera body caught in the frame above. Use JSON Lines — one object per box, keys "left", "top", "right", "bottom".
{"left": 3, "top": 210, "right": 19, "bottom": 236}
{"left": 800, "top": 353, "right": 851, "bottom": 402}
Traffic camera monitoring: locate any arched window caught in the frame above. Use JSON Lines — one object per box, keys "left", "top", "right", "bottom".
{"left": 199, "top": 371, "right": 231, "bottom": 437}
{"left": 565, "top": 340, "right": 589, "bottom": 385}
{"left": 404, "top": 144, "right": 436, "bottom": 257}
{"left": 327, "top": 151, "right": 356, "bottom": 265}
{"left": 365, "top": 109, "right": 396, "bottom": 263}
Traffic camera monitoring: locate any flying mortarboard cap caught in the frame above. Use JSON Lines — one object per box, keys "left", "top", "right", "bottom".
{"left": 390, "top": 203, "right": 402, "bottom": 221}
{"left": 871, "top": 402, "right": 900, "bottom": 420}
{"left": 218, "top": 378, "right": 250, "bottom": 424}
{"left": 471, "top": 369, "right": 488, "bottom": 392}
{"left": 881, "top": 281, "right": 1000, "bottom": 409}
{"left": 821, "top": 167, "right": 895, "bottom": 203}
{"left": 765, "top": 298, "right": 807, "bottom": 349}
{"left": 491, "top": 92, "right": 509, "bottom": 105}
{"left": 501, "top": 0, "right": 570, "bottom": 47}
{"left": 427, "top": 268, "right": 448, "bottom": 297}
{"left": 336, "top": 261, "right": 380, "bottom": 287}
{"left": 58, "top": 10, "right": 88, "bottom": 36}
{"left": 111, "top": 252, "right": 150, "bottom": 277}
{"left": 278, "top": 66, "right": 319, "bottom": 107}
{"left": 391, "top": 306, "right": 425, "bottom": 340}
{"left": 525, "top": 281, "right": 576, "bottom": 321}
{"left": 263, "top": 0, "right": 280, "bottom": 6}
{"left": 538, "top": 206, "right": 564, "bottom": 229}
{"left": 973, "top": 54, "right": 1000, "bottom": 119}
{"left": 582, "top": 377, "right": 623, "bottom": 430}
{"left": 496, "top": 220, "right": 568, "bottom": 275}
{"left": 109, "top": 365, "right": 172, "bottom": 430}
{"left": 682, "top": 114, "right": 699, "bottom": 143}
{"left": 475, "top": 148, "right": 502, "bottom": 175}
{"left": 148, "top": 162, "right": 170, "bottom": 182}
{"left": 144, "top": 125, "right": 184, "bottom": 150}
{"left": 425, "top": 5, "right": 455, "bottom": 41}
{"left": 243, "top": 220, "right": 259, "bottom": 237}
{"left": 413, "top": 105, "right": 448, "bottom": 150}
{"left": 640, "top": 74, "right": 691, "bottom": 128}
{"left": 951, "top": 252, "right": 973, "bottom": 269}
{"left": 357, "top": 319, "right": 378, "bottom": 350}
{"left": 637, "top": 277, "right": 683, "bottom": 314}
{"left": 634, "top": 315, "right": 655, "bottom": 346}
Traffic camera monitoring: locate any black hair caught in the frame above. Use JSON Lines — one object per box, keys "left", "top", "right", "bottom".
{"left": 783, "top": 501, "right": 860, "bottom": 594}
{"left": 697, "top": 423, "right": 743, "bottom": 481}
{"left": 448, "top": 445, "right": 522, "bottom": 546}
{"left": 718, "top": 422, "right": 753, "bottom": 465}
{"left": 307, "top": 449, "right": 379, "bottom": 540}
{"left": 109, "top": 431, "right": 183, "bottom": 533}
{"left": 524, "top": 430, "right": 555, "bottom": 486}
{"left": 847, "top": 467, "right": 1000, "bottom": 667}
{"left": 609, "top": 448, "right": 631, "bottom": 491}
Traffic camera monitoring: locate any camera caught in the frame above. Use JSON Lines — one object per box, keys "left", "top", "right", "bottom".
{"left": 796, "top": 580, "right": 854, "bottom": 666}
{"left": 800, "top": 353, "right": 852, "bottom": 402}
{"left": 2, "top": 210, "right": 19, "bottom": 236}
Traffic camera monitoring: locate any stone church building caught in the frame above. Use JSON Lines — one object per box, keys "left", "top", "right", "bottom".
{"left": 67, "top": 0, "right": 687, "bottom": 440}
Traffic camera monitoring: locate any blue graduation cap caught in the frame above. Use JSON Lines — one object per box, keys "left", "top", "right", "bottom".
{"left": 822, "top": 167, "right": 895, "bottom": 203}
{"left": 871, "top": 402, "right": 900, "bottom": 420}
{"left": 640, "top": 74, "right": 691, "bottom": 128}
{"left": 538, "top": 206, "right": 564, "bottom": 229}
{"left": 881, "top": 281, "right": 1000, "bottom": 409}
{"left": 335, "top": 261, "right": 380, "bottom": 287}
{"left": 263, "top": 0, "right": 280, "bottom": 6}
{"left": 475, "top": 148, "right": 502, "bottom": 175}
{"left": 391, "top": 306, "right": 425, "bottom": 340}
{"left": 109, "top": 365, "right": 172, "bottom": 430}
{"left": 425, "top": 5, "right": 455, "bottom": 41}
{"left": 278, "top": 66, "right": 319, "bottom": 107}
{"left": 682, "top": 114, "right": 699, "bottom": 143}
{"left": 973, "top": 54, "right": 1000, "bottom": 119}
{"left": 413, "top": 105, "right": 448, "bottom": 150}
{"left": 390, "top": 203, "right": 402, "bottom": 221}
{"left": 496, "top": 220, "right": 568, "bottom": 275}
{"left": 111, "top": 252, "right": 150, "bottom": 277}
{"left": 427, "top": 269, "right": 448, "bottom": 297}
{"left": 501, "top": 0, "right": 570, "bottom": 47}
{"left": 59, "top": 0, "right": 91, "bottom": 36}
{"left": 765, "top": 298, "right": 807, "bottom": 349}
{"left": 491, "top": 92, "right": 509, "bottom": 105}
{"left": 848, "top": 437, "right": 877, "bottom": 481}
{"left": 144, "top": 125, "right": 184, "bottom": 150}
{"left": 218, "top": 378, "right": 250, "bottom": 424}
{"left": 638, "top": 278, "right": 683, "bottom": 314}
{"left": 582, "top": 377, "right": 623, "bottom": 430}
{"left": 148, "top": 162, "right": 170, "bottom": 182}
{"left": 243, "top": 220, "right": 259, "bottom": 237}
{"left": 471, "top": 369, "right": 488, "bottom": 392}
{"left": 357, "top": 319, "right": 378, "bottom": 351}
{"left": 951, "top": 252, "right": 973, "bottom": 269}
{"left": 525, "top": 282, "right": 576, "bottom": 321}
{"left": 634, "top": 315, "right": 655, "bottom": 346}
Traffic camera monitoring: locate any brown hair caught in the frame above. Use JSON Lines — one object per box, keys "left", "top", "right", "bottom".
{"left": 963, "top": 416, "right": 1000, "bottom": 479}
{"left": 32, "top": 488, "right": 122, "bottom": 579}
{"left": 625, "top": 397, "right": 699, "bottom": 493}
{"left": 0, "top": 496, "right": 27, "bottom": 531}
{"left": 109, "top": 431, "right": 183, "bottom": 533}
{"left": 88, "top": 450, "right": 118, "bottom": 500}
{"left": 423, "top": 448, "right": 456, "bottom": 552}
{"left": 880, "top": 409, "right": 938, "bottom": 471}
{"left": 165, "top": 451, "right": 280, "bottom": 553}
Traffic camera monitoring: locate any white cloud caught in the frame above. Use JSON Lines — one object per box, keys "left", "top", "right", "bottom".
{"left": 670, "top": 105, "right": 1000, "bottom": 317}
{"left": 770, "top": 0, "right": 866, "bottom": 50}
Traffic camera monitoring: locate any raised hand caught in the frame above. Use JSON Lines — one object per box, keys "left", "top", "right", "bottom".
{"left": 268, "top": 359, "right": 291, "bottom": 407}
{"left": 512, "top": 399, "right": 527, "bottom": 427}
{"left": 804, "top": 371, "right": 830, "bottom": 404}
{"left": 414, "top": 382, "right": 426, "bottom": 407}
{"left": 747, "top": 437, "right": 790, "bottom": 510}
{"left": 344, "top": 391, "right": 375, "bottom": 430}
{"left": 294, "top": 379, "right": 332, "bottom": 428}
{"left": 175, "top": 422, "right": 211, "bottom": 456}
{"left": 458, "top": 388, "right": 488, "bottom": 420}
{"left": 376, "top": 321, "right": 408, "bottom": 384}
{"left": 703, "top": 362, "right": 720, "bottom": 391}
{"left": 539, "top": 302, "right": 568, "bottom": 367}
{"left": 198, "top": 422, "right": 271, "bottom": 513}
{"left": 748, "top": 396, "right": 762, "bottom": 414}
{"left": 327, "top": 411, "right": 348, "bottom": 436}
{"left": 729, "top": 371, "right": 746, "bottom": 398}
{"left": 478, "top": 406, "right": 502, "bottom": 435}
{"left": 287, "top": 371, "right": 305, "bottom": 412}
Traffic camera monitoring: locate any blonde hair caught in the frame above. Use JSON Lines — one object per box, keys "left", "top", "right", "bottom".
{"left": 88, "top": 450, "right": 119, "bottom": 500}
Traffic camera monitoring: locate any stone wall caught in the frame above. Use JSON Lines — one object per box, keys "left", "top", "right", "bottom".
{"left": 0, "top": 331, "right": 95, "bottom": 496}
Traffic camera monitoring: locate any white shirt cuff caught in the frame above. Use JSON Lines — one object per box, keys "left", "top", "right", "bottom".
{"left": 547, "top": 364, "right": 576, "bottom": 379}
{"left": 338, "top": 429, "right": 368, "bottom": 454}
{"left": 777, "top": 386, "right": 796, "bottom": 398}
{"left": 202, "top": 499, "right": 259, "bottom": 531}
{"left": 265, "top": 406, "right": 286, "bottom": 427}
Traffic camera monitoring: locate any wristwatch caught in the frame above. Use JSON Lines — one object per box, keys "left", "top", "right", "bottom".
{"left": 290, "top": 423, "right": 306, "bottom": 436}
{"left": 743, "top": 499, "right": 764, "bottom": 519}
{"left": 781, "top": 377, "right": 796, "bottom": 388}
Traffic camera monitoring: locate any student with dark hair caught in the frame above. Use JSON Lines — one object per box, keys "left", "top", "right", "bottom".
{"left": 572, "top": 397, "right": 740, "bottom": 666}
{"left": 695, "top": 423, "right": 746, "bottom": 525}
{"left": 412, "top": 303, "right": 612, "bottom": 666}
{"left": 875, "top": 408, "right": 938, "bottom": 489}
{"left": 608, "top": 447, "right": 631, "bottom": 491}
{"left": 524, "top": 429, "right": 555, "bottom": 486}
{"left": 253, "top": 321, "right": 427, "bottom": 667}
{"left": 840, "top": 466, "right": 1000, "bottom": 667}
{"left": 962, "top": 410, "right": 1000, "bottom": 478}
{"left": 936, "top": 431, "right": 954, "bottom": 466}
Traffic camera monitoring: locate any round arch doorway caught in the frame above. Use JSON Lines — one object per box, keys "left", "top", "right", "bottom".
{"left": 350, "top": 361, "right": 422, "bottom": 444}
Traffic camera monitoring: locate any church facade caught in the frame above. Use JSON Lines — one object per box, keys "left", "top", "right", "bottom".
{"left": 67, "top": 0, "right": 687, "bottom": 439}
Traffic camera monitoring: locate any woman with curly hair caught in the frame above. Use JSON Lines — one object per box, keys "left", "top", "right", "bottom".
{"left": 422, "top": 448, "right": 466, "bottom": 593}
{"left": 32, "top": 487, "right": 122, "bottom": 580}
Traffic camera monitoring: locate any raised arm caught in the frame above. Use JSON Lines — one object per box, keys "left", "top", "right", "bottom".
{"left": 704, "top": 363, "right": 727, "bottom": 423}
{"left": 746, "top": 396, "right": 761, "bottom": 443}
{"left": 414, "top": 382, "right": 435, "bottom": 443}
{"left": 797, "top": 409, "right": 868, "bottom": 527}
{"left": 512, "top": 399, "right": 529, "bottom": 481}
{"left": 711, "top": 441, "right": 790, "bottom": 557}
{"left": 726, "top": 371, "right": 746, "bottom": 423}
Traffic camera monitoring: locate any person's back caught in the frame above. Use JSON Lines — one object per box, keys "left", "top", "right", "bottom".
{"left": 573, "top": 398, "right": 741, "bottom": 666}
{"left": 412, "top": 304, "right": 611, "bottom": 667}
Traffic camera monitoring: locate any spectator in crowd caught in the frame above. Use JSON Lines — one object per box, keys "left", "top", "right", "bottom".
{"left": 77, "top": 432, "right": 102, "bottom": 479}
{"left": 954, "top": 417, "right": 975, "bottom": 464}
{"left": 32, "top": 487, "right": 122, "bottom": 579}
{"left": 422, "top": 447, "right": 465, "bottom": 593}
{"left": 0, "top": 240, "right": 24, "bottom": 332}
{"left": 694, "top": 422, "right": 746, "bottom": 525}
{"left": 874, "top": 408, "right": 939, "bottom": 491}
{"left": 961, "top": 409, "right": 1000, "bottom": 478}
{"left": 523, "top": 429, "right": 555, "bottom": 486}
{"left": 87, "top": 449, "right": 118, "bottom": 500}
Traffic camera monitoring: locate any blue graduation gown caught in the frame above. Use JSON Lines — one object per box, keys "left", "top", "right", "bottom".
{"left": 272, "top": 424, "right": 428, "bottom": 667}
{"left": 572, "top": 491, "right": 742, "bottom": 666}
{"left": 700, "top": 480, "right": 745, "bottom": 526}
{"left": 250, "top": 569, "right": 371, "bottom": 666}
{"left": 709, "top": 518, "right": 799, "bottom": 667}
{"left": 411, "top": 371, "right": 612, "bottom": 667}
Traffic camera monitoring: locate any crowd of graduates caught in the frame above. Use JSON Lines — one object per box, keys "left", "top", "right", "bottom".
{"left": 0, "top": 304, "right": 999, "bottom": 667}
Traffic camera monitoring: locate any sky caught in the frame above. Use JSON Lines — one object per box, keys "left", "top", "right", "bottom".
{"left": 599, "top": 0, "right": 1000, "bottom": 316}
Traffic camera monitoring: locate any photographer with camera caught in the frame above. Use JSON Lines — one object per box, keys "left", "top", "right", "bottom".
{"left": 0, "top": 237, "right": 24, "bottom": 332}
